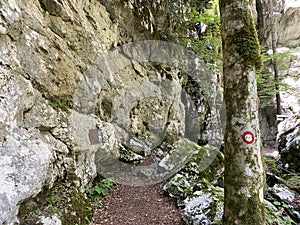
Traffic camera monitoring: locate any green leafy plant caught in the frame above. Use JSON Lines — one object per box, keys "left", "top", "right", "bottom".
{"left": 88, "top": 178, "right": 115, "bottom": 199}
{"left": 170, "top": 180, "right": 187, "bottom": 194}
{"left": 18, "top": 177, "right": 94, "bottom": 225}
{"left": 119, "top": 149, "right": 135, "bottom": 161}
{"left": 168, "top": 179, "right": 191, "bottom": 199}
{"left": 45, "top": 204, "right": 58, "bottom": 213}
{"left": 265, "top": 201, "right": 295, "bottom": 225}
{"left": 28, "top": 209, "right": 41, "bottom": 219}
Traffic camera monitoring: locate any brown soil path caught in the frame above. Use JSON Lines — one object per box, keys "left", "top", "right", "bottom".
{"left": 90, "top": 183, "right": 183, "bottom": 225}
{"left": 91, "top": 147, "right": 279, "bottom": 225}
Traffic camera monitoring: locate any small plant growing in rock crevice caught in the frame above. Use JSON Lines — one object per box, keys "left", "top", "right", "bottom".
{"left": 11, "top": 61, "right": 24, "bottom": 74}
{"left": 48, "top": 100, "right": 69, "bottom": 112}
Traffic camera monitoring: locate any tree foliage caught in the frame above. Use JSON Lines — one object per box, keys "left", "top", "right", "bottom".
{"left": 257, "top": 50, "right": 297, "bottom": 108}
{"left": 177, "top": 0, "right": 222, "bottom": 67}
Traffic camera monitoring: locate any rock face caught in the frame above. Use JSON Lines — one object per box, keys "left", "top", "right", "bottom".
{"left": 258, "top": 0, "right": 300, "bottom": 146}
{"left": 259, "top": 0, "right": 300, "bottom": 49}
{"left": 0, "top": 0, "right": 223, "bottom": 224}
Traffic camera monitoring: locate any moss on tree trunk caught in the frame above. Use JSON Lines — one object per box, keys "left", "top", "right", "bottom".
{"left": 219, "top": 0, "right": 266, "bottom": 224}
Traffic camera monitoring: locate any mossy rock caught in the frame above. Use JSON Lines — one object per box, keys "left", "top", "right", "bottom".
{"left": 277, "top": 118, "right": 300, "bottom": 173}
{"left": 181, "top": 144, "right": 224, "bottom": 186}
{"left": 18, "top": 178, "right": 94, "bottom": 225}
{"left": 162, "top": 142, "right": 224, "bottom": 204}
{"left": 264, "top": 156, "right": 279, "bottom": 174}
{"left": 182, "top": 187, "right": 224, "bottom": 224}
{"left": 265, "top": 202, "right": 294, "bottom": 225}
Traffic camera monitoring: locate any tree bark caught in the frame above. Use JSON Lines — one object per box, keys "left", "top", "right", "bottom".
{"left": 269, "top": 0, "right": 281, "bottom": 115}
{"left": 219, "top": 0, "right": 266, "bottom": 224}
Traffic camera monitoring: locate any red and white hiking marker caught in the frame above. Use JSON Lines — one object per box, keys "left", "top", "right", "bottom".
{"left": 242, "top": 131, "right": 255, "bottom": 144}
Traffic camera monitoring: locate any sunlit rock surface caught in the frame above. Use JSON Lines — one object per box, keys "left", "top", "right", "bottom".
{"left": 278, "top": 114, "right": 300, "bottom": 172}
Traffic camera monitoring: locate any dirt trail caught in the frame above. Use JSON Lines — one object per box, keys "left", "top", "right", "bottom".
{"left": 91, "top": 147, "right": 280, "bottom": 225}
{"left": 90, "top": 183, "right": 183, "bottom": 225}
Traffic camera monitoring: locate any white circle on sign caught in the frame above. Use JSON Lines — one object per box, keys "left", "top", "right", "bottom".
{"left": 242, "top": 131, "right": 255, "bottom": 144}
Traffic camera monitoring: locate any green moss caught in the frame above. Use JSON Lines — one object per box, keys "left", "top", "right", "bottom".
{"left": 18, "top": 196, "right": 42, "bottom": 224}
{"left": 229, "top": 13, "right": 263, "bottom": 72}
{"left": 282, "top": 175, "right": 300, "bottom": 190}
{"left": 182, "top": 144, "right": 224, "bottom": 184}
{"left": 11, "top": 61, "right": 24, "bottom": 74}
{"left": 18, "top": 175, "right": 94, "bottom": 225}
{"left": 224, "top": 194, "right": 265, "bottom": 224}
{"left": 264, "top": 156, "right": 279, "bottom": 174}
{"left": 61, "top": 189, "right": 93, "bottom": 225}
{"left": 265, "top": 203, "right": 294, "bottom": 225}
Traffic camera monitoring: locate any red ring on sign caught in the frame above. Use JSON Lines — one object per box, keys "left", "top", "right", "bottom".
{"left": 242, "top": 131, "right": 255, "bottom": 144}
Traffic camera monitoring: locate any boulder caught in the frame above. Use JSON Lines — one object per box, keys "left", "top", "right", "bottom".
{"left": 162, "top": 142, "right": 224, "bottom": 200}
{"left": 182, "top": 187, "right": 224, "bottom": 225}
{"left": 38, "top": 214, "right": 62, "bottom": 225}
{"left": 162, "top": 142, "right": 224, "bottom": 223}
{"left": 271, "top": 184, "right": 295, "bottom": 203}
{"left": 277, "top": 114, "right": 300, "bottom": 172}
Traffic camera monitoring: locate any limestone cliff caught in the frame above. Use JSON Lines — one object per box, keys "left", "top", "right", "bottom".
{"left": 0, "top": 0, "right": 223, "bottom": 224}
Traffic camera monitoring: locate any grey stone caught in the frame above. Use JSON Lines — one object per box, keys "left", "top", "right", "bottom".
{"left": 265, "top": 199, "right": 279, "bottom": 212}
{"left": 292, "top": 210, "right": 300, "bottom": 222}
{"left": 182, "top": 188, "right": 224, "bottom": 225}
{"left": 0, "top": 128, "right": 55, "bottom": 224}
{"left": 162, "top": 141, "right": 224, "bottom": 221}
{"left": 38, "top": 214, "right": 62, "bottom": 225}
{"left": 271, "top": 184, "right": 295, "bottom": 203}
{"left": 24, "top": 96, "right": 59, "bottom": 130}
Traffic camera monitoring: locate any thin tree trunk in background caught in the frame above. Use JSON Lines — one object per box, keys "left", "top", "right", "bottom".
{"left": 256, "top": 0, "right": 265, "bottom": 43}
{"left": 219, "top": 0, "right": 266, "bottom": 224}
{"left": 269, "top": 0, "right": 281, "bottom": 115}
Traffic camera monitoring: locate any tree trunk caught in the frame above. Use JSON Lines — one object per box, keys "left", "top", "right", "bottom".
{"left": 219, "top": 0, "right": 266, "bottom": 224}
{"left": 269, "top": 0, "right": 281, "bottom": 115}
{"left": 256, "top": 0, "right": 265, "bottom": 43}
